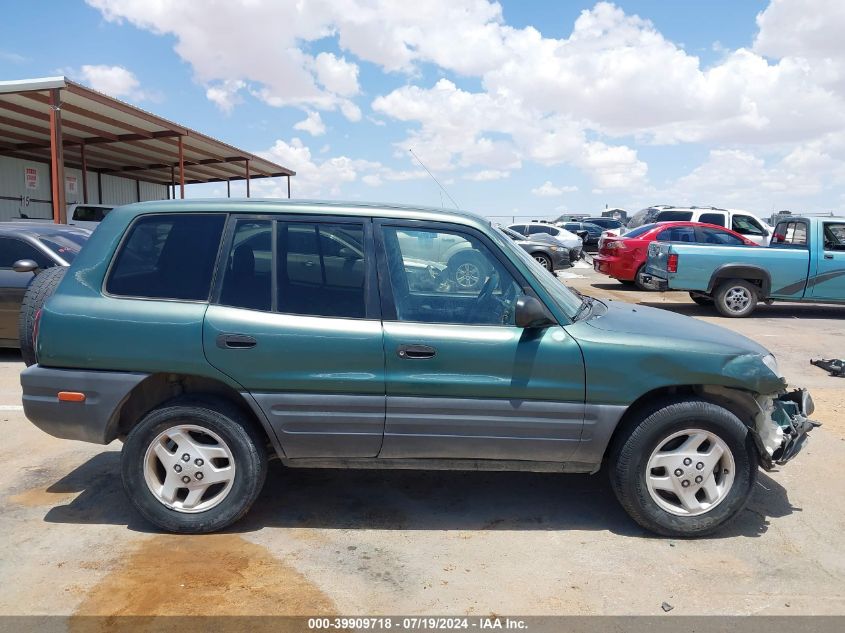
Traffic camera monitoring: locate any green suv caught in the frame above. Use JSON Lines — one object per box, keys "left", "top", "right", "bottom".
{"left": 20, "top": 200, "right": 816, "bottom": 536}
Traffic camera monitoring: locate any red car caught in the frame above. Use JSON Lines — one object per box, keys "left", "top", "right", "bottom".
{"left": 593, "top": 222, "right": 758, "bottom": 289}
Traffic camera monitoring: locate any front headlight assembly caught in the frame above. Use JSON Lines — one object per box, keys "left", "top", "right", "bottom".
{"left": 762, "top": 354, "right": 781, "bottom": 378}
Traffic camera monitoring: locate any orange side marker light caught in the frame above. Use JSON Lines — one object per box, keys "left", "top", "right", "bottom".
{"left": 58, "top": 391, "right": 86, "bottom": 403}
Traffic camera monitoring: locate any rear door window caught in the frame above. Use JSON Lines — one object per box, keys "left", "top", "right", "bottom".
{"left": 656, "top": 226, "right": 696, "bottom": 242}
{"left": 277, "top": 222, "right": 367, "bottom": 318}
{"left": 529, "top": 225, "right": 554, "bottom": 235}
{"left": 698, "top": 212, "right": 726, "bottom": 226}
{"left": 219, "top": 219, "right": 272, "bottom": 311}
{"left": 695, "top": 227, "right": 745, "bottom": 245}
{"left": 106, "top": 213, "right": 226, "bottom": 300}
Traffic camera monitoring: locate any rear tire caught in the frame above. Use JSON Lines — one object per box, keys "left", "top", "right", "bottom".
{"left": 633, "top": 265, "right": 650, "bottom": 291}
{"left": 533, "top": 253, "right": 553, "bottom": 271}
{"left": 609, "top": 398, "right": 758, "bottom": 537}
{"left": 713, "top": 279, "right": 758, "bottom": 318}
{"left": 121, "top": 397, "right": 268, "bottom": 534}
{"left": 18, "top": 265, "right": 67, "bottom": 366}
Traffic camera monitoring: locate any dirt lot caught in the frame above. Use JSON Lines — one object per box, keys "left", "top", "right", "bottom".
{"left": 1, "top": 262, "right": 843, "bottom": 617}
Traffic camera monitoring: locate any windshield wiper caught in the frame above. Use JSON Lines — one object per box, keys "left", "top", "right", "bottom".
{"left": 573, "top": 295, "right": 594, "bottom": 321}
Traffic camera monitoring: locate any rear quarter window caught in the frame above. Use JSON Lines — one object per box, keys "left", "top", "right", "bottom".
{"left": 106, "top": 213, "right": 226, "bottom": 301}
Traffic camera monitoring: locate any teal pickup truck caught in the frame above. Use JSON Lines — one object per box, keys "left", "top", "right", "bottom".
{"left": 644, "top": 216, "right": 845, "bottom": 317}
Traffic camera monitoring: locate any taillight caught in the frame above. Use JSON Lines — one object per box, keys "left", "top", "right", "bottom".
{"left": 32, "top": 308, "right": 42, "bottom": 359}
{"left": 604, "top": 240, "right": 627, "bottom": 251}
{"left": 667, "top": 254, "right": 679, "bottom": 273}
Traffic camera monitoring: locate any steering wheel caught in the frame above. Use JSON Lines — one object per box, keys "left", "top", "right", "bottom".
{"left": 468, "top": 271, "right": 500, "bottom": 322}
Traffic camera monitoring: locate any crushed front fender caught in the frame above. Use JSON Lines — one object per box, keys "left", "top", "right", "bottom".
{"left": 753, "top": 388, "right": 820, "bottom": 470}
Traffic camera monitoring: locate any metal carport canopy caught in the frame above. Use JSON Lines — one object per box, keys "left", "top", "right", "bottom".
{"left": 0, "top": 76, "right": 294, "bottom": 222}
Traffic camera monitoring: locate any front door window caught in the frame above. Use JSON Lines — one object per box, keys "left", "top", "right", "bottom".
{"left": 382, "top": 227, "right": 524, "bottom": 326}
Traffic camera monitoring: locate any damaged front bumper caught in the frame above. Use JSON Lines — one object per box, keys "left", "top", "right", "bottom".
{"left": 754, "top": 388, "right": 820, "bottom": 470}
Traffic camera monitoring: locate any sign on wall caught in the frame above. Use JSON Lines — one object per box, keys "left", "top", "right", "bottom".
{"left": 24, "top": 167, "right": 39, "bottom": 190}
{"left": 66, "top": 175, "right": 78, "bottom": 195}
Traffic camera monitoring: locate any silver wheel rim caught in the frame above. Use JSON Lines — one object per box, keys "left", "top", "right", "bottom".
{"left": 455, "top": 262, "right": 481, "bottom": 289}
{"left": 143, "top": 424, "right": 236, "bottom": 513}
{"left": 724, "top": 286, "right": 751, "bottom": 313}
{"left": 534, "top": 255, "right": 551, "bottom": 270}
{"left": 645, "top": 428, "right": 735, "bottom": 517}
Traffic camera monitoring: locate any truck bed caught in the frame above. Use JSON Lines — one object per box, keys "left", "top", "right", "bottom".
{"left": 645, "top": 242, "right": 811, "bottom": 299}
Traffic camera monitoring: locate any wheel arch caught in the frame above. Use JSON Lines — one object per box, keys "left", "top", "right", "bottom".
{"left": 601, "top": 384, "right": 761, "bottom": 465}
{"left": 707, "top": 264, "right": 771, "bottom": 297}
{"left": 106, "top": 372, "right": 284, "bottom": 458}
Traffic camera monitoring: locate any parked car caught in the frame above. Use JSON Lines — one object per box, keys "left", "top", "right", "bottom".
{"left": 20, "top": 200, "right": 814, "bottom": 537}
{"left": 627, "top": 206, "right": 772, "bottom": 245}
{"left": 0, "top": 222, "right": 90, "bottom": 349}
{"left": 561, "top": 221, "right": 604, "bottom": 247}
{"left": 643, "top": 216, "right": 845, "bottom": 317}
{"left": 583, "top": 217, "right": 625, "bottom": 233}
{"left": 66, "top": 203, "right": 114, "bottom": 231}
{"left": 594, "top": 222, "right": 758, "bottom": 290}
{"left": 499, "top": 227, "right": 570, "bottom": 271}
{"left": 508, "top": 222, "right": 583, "bottom": 261}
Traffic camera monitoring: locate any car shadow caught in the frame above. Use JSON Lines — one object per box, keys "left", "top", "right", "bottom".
{"left": 41, "top": 452, "right": 796, "bottom": 539}
{"left": 0, "top": 348, "right": 23, "bottom": 362}
{"left": 588, "top": 282, "right": 641, "bottom": 292}
{"left": 638, "top": 301, "right": 845, "bottom": 319}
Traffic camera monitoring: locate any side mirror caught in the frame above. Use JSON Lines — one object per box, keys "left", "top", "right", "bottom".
{"left": 515, "top": 296, "right": 555, "bottom": 329}
{"left": 12, "top": 259, "right": 39, "bottom": 273}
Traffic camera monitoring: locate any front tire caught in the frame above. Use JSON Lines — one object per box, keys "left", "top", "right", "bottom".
{"left": 609, "top": 399, "right": 758, "bottom": 537}
{"left": 121, "top": 398, "right": 267, "bottom": 533}
{"left": 713, "top": 279, "right": 758, "bottom": 317}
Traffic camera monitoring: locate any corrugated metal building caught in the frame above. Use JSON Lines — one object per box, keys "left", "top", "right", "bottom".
{"left": 0, "top": 76, "right": 294, "bottom": 223}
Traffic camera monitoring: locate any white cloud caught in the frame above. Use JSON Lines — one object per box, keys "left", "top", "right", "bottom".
{"left": 531, "top": 181, "right": 578, "bottom": 197}
{"left": 256, "top": 137, "right": 426, "bottom": 197}
{"left": 205, "top": 79, "right": 245, "bottom": 114}
{"left": 465, "top": 170, "right": 510, "bottom": 181}
{"left": 293, "top": 111, "right": 326, "bottom": 136}
{"left": 314, "top": 52, "right": 360, "bottom": 97}
{"left": 340, "top": 100, "right": 362, "bottom": 122}
{"left": 86, "top": 0, "right": 845, "bottom": 205}
{"left": 77, "top": 64, "right": 156, "bottom": 102}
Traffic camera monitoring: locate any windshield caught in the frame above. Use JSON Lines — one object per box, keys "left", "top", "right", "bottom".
{"left": 72, "top": 206, "right": 113, "bottom": 222}
{"left": 627, "top": 208, "right": 661, "bottom": 229}
{"left": 38, "top": 232, "right": 89, "bottom": 263}
{"left": 491, "top": 226, "right": 583, "bottom": 318}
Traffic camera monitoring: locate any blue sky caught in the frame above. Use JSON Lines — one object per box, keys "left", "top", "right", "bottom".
{"left": 2, "top": 0, "right": 843, "bottom": 221}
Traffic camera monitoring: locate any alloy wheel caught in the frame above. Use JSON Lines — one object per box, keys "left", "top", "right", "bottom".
{"left": 645, "top": 428, "right": 735, "bottom": 516}
{"left": 143, "top": 423, "right": 236, "bottom": 513}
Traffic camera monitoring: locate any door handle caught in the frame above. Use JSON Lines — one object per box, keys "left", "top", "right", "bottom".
{"left": 397, "top": 344, "right": 436, "bottom": 359}
{"left": 216, "top": 333, "right": 257, "bottom": 349}
{"left": 824, "top": 253, "right": 834, "bottom": 259}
